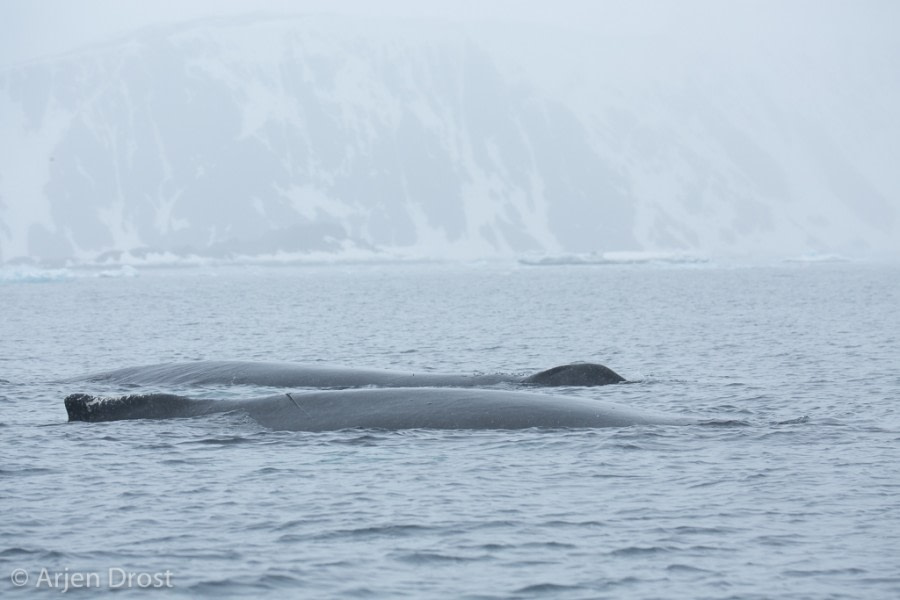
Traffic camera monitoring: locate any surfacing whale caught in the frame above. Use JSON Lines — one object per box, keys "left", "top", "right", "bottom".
{"left": 65, "top": 388, "right": 691, "bottom": 431}
{"left": 72, "top": 361, "right": 626, "bottom": 389}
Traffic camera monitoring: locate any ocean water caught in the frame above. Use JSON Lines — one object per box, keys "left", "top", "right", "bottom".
{"left": 1, "top": 262, "right": 899, "bottom": 598}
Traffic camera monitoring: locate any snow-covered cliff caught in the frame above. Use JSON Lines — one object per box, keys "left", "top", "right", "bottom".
{"left": 1, "top": 14, "right": 897, "bottom": 264}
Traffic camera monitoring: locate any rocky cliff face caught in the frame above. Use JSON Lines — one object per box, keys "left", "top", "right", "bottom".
{"left": 1, "top": 15, "right": 897, "bottom": 264}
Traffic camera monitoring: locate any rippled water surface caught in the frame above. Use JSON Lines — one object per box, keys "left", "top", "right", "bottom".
{"left": 2, "top": 262, "right": 899, "bottom": 598}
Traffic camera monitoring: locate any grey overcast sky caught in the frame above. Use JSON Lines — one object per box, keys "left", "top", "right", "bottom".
{"left": 2, "top": 0, "right": 897, "bottom": 68}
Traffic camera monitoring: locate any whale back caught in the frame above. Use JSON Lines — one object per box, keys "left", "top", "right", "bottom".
{"left": 71, "top": 361, "right": 512, "bottom": 388}
{"left": 521, "top": 363, "right": 625, "bottom": 386}
{"left": 64, "top": 387, "right": 689, "bottom": 430}
{"left": 70, "top": 360, "right": 626, "bottom": 389}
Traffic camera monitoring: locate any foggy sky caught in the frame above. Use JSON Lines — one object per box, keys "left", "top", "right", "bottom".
{"left": 4, "top": 0, "right": 898, "bottom": 68}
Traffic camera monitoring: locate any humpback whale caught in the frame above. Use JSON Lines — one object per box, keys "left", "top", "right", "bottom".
{"left": 65, "top": 388, "right": 691, "bottom": 431}
{"left": 72, "top": 361, "right": 626, "bottom": 389}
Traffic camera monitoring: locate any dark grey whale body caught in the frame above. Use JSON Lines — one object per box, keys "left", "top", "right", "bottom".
{"left": 65, "top": 387, "right": 691, "bottom": 431}
{"left": 64, "top": 361, "right": 658, "bottom": 431}
{"left": 73, "top": 360, "right": 626, "bottom": 389}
